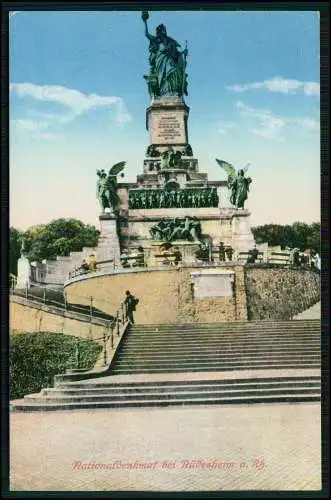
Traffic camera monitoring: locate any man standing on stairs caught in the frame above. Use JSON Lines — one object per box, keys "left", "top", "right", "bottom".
{"left": 124, "top": 290, "right": 139, "bottom": 324}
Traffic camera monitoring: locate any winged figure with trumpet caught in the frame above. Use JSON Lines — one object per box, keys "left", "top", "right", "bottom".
{"left": 97, "top": 161, "right": 126, "bottom": 214}
{"left": 216, "top": 159, "right": 252, "bottom": 209}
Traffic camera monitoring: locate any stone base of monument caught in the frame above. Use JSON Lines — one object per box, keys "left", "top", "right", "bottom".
{"left": 231, "top": 210, "right": 255, "bottom": 255}
{"left": 97, "top": 215, "right": 121, "bottom": 266}
{"left": 146, "top": 96, "right": 189, "bottom": 149}
{"left": 149, "top": 241, "right": 201, "bottom": 267}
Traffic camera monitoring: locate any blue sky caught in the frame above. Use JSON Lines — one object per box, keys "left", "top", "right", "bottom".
{"left": 9, "top": 10, "right": 320, "bottom": 230}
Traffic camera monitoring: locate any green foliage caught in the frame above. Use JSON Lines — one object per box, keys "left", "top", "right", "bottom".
{"left": 10, "top": 332, "right": 103, "bottom": 400}
{"left": 10, "top": 227, "right": 23, "bottom": 276}
{"left": 252, "top": 222, "right": 320, "bottom": 252}
{"left": 23, "top": 218, "right": 100, "bottom": 261}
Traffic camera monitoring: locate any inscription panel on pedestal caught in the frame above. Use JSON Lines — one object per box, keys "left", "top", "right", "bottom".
{"left": 150, "top": 110, "right": 187, "bottom": 144}
{"left": 191, "top": 271, "right": 234, "bottom": 298}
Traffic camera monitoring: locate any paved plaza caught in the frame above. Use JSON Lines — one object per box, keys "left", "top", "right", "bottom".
{"left": 293, "top": 301, "right": 321, "bottom": 320}
{"left": 10, "top": 402, "right": 321, "bottom": 492}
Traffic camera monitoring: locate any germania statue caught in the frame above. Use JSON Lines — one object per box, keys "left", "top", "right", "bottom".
{"left": 96, "top": 162, "right": 126, "bottom": 214}
{"left": 141, "top": 11, "right": 188, "bottom": 99}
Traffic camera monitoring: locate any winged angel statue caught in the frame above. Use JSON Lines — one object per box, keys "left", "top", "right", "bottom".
{"left": 97, "top": 162, "right": 126, "bottom": 214}
{"left": 216, "top": 159, "right": 252, "bottom": 209}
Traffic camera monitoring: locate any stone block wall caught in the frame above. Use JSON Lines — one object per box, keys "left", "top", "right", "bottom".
{"left": 244, "top": 266, "right": 320, "bottom": 320}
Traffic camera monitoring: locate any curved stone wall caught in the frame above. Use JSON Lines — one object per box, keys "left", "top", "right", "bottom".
{"left": 64, "top": 266, "right": 247, "bottom": 325}
{"left": 63, "top": 265, "right": 320, "bottom": 324}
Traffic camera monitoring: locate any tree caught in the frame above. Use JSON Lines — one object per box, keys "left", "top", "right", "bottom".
{"left": 10, "top": 227, "right": 22, "bottom": 276}
{"left": 252, "top": 222, "right": 320, "bottom": 252}
{"left": 23, "top": 218, "right": 100, "bottom": 262}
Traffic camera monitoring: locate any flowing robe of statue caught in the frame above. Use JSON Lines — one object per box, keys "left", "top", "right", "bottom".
{"left": 216, "top": 159, "right": 252, "bottom": 209}
{"left": 142, "top": 11, "right": 188, "bottom": 98}
{"left": 234, "top": 171, "right": 252, "bottom": 209}
{"left": 96, "top": 162, "right": 126, "bottom": 214}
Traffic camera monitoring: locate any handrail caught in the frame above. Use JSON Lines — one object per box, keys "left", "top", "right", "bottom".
{"left": 11, "top": 282, "right": 119, "bottom": 308}
{"left": 68, "top": 299, "right": 128, "bottom": 371}
{"left": 10, "top": 286, "right": 117, "bottom": 323}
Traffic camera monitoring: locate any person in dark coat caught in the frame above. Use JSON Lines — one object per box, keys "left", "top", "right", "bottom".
{"left": 219, "top": 242, "right": 226, "bottom": 262}
{"left": 247, "top": 245, "right": 259, "bottom": 263}
{"left": 124, "top": 290, "right": 139, "bottom": 324}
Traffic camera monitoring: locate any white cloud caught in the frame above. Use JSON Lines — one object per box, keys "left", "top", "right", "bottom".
{"left": 114, "top": 100, "right": 133, "bottom": 125}
{"left": 10, "top": 83, "right": 133, "bottom": 135}
{"left": 235, "top": 101, "right": 287, "bottom": 140}
{"left": 216, "top": 121, "right": 236, "bottom": 135}
{"left": 11, "top": 119, "right": 59, "bottom": 140}
{"left": 293, "top": 117, "right": 320, "bottom": 132}
{"left": 36, "top": 132, "right": 59, "bottom": 140}
{"left": 234, "top": 101, "right": 319, "bottom": 140}
{"left": 9, "top": 12, "right": 19, "bottom": 19}
{"left": 226, "top": 77, "right": 320, "bottom": 97}
{"left": 11, "top": 119, "right": 43, "bottom": 132}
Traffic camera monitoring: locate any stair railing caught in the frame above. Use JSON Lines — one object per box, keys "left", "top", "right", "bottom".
{"left": 72, "top": 299, "right": 128, "bottom": 370}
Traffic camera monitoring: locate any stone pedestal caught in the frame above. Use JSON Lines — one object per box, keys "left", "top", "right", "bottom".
{"left": 146, "top": 97, "right": 189, "bottom": 149}
{"left": 16, "top": 256, "right": 30, "bottom": 289}
{"left": 97, "top": 215, "right": 121, "bottom": 267}
{"left": 232, "top": 210, "right": 255, "bottom": 254}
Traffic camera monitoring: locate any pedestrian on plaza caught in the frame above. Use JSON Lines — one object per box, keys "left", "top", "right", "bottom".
{"left": 80, "top": 259, "right": 90, "bottom": 273}
{"left": 247, "top": 245, "right": 259, "bottom": 263}
{"left": 291, "top": 248, "right": 300, "bottom": 266}
{"left": 173, "top": 246, "right": 182, "bottom": 266}
{"left": 304, "top": 248, "right": 312, "bottom": 266}
{"left": 124, "top": 290, "right": 139, "bottom": 324}
{"left": 219, "top": 242, "right": 226, "bottom": 262}
{"left": 136, "top": 246, "right": 145, "bottom": 267}
{"left": 88, "top": 253, "right": 97, "bottom": 271}
{"left": 225, "top": 246, "right": 233, "bottom": 262}
{"left": 120, "top": 248, "right": 130, "bottom": 268}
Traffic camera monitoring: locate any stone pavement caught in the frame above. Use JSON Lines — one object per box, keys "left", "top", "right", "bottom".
{"left": 293, "top": 302, "right": 321, "bottom": 320}
{"left": 10, "top": 402, "right": 321, "bottom": 492}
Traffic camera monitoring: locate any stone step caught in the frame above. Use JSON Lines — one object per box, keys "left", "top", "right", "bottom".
{"left": 126, "top": 323, "right": 321, "bottom": 335}
{"left": 111, "top": 362, "right": 320, "bottom": 375}
{"left": 117, "top": 346, "right": 320, "bottom": 358}
{"left": 10, "top": 393, "right": 321, "bottom": 411}
{"left": 57, "top": 374, "right": 320, "bottom": 389}
{"left": 121, "top": 339, "right": 321, "bottom": 354}
{"left": 121, "top": 336, "right": 319, "bottom": 345}
{"left": 130, "top": 326, "right": 320, "bottom": 334}
{"left": 119, "top": 339, "right": 319, "bottom": 349}
{"left": 112, "top": 355, "right": 320, "bottom": 368}
{"left": 125, "top": 329, "right": 320, "bottom": 337}
{"left": 24, "top": 386, "right": 320, "bottom": 404}
{"left": 134, "top": 319, "right": 321, "bottom": 328}
{"left": 114, "top": 352, "right": 321, "bottom": 363}
{"left": 131, "top": 321, "right": 320, "bottom": 331}
{"left": 43, "top": 380, "right": 320, "bottom": 397}
{"left": 125, "top": 331, "right": 319, "bottom": 340}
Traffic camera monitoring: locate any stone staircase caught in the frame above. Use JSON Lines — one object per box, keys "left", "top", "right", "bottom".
{"left": 111, "top": 319, "right": 320, "bottom": 374}
{"left": 10, "top": 319, "right": 320, "bottom": 411}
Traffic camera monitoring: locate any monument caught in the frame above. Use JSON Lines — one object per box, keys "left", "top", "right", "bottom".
{"left": 96, "top": 162, "right": 126, "bottom": 266}
{"left": 90, "top": 11, "right": 255, "bottom": 269}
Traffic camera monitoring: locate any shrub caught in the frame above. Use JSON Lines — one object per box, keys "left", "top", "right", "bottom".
{"left": 10, "top": 332, "right": 102, "bottom": 400}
